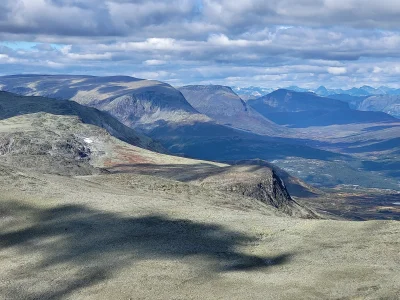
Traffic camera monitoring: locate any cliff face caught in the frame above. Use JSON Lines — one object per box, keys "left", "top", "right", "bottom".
{"left": 238, "top": 171, "right": 294, "bottom": 210}
{"left": 196, "top": 165, "right": 319, "bottom": 219}
{"left": 224, "top": 173, "right": 318, "bottom": 218}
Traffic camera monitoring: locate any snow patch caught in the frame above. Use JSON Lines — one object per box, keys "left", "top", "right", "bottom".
{"left": 84, "top": 138, "right": 93, "bottom": 144}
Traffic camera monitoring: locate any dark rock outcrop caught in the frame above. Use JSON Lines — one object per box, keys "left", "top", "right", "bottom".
{"left": 198, "top": 165, "right": 319, "bottom": 218}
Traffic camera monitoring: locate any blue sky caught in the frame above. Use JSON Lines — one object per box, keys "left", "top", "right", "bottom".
{"left": 1, "top": 0, "right": 400, "bottom": 89}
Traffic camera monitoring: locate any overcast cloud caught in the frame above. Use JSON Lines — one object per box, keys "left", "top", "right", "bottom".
{"left": 1, "top": 0, "right": 400, "bottom": 88}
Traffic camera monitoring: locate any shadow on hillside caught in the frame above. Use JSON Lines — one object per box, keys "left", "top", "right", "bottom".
{"left": 105, "top": 162, "right": 229, "bottom": 182}
{"left": 260, "top": 110, "right": 398, "bottom": 128}
{"left": 0, "top": 201, "right": 290, "bottom": 299}
{"left": 148, "top": 122, "right": 347, "bottom": 161}
{"left": 362, "top": 159, "right": 400, "bottom": 178}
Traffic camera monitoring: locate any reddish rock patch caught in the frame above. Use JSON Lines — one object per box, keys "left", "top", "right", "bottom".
{"left": 104, "top": 145, "right": 153, "bottom": 169}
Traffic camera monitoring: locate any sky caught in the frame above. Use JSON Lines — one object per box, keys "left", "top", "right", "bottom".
{"left": 1, "top": 0, "right": 400, "bottom": 89}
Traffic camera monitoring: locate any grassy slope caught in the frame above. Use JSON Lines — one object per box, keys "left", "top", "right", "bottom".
{"left": 0, "top": 167, "right": 399, "bottom": 300}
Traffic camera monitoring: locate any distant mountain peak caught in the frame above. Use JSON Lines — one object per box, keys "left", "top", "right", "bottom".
{"left": 179, "top": 84, "right": 289, "bottom": 135}
{"left": 0, "top": 75, "right": 211, "bottom": 132}
{"left": 316, "top": 86, "right": 328, "bottom": 92}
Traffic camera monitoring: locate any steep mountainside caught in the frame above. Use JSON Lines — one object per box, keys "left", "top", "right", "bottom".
{"left": 228, "top": 159, "right": 322, "bottom": 198}
{"left": 358, "top": 95, "right": 400, "bottom": 118}
{"left": 0, "top": 75, "right": 209, "bottom": 131}
{"left": 326, "top": 94, "right": 367, "bottom": 109}
{"left": 0, "top": 91, "right": 163, "bottom": 152}
{"left": 179, "top": 85, "right": 288, "bottom": 135}
{"left": 248, "top": 89, "right": 349, "bottom": 113}
{"left": 248, "top": 89, "right": 397, "bottom": 127}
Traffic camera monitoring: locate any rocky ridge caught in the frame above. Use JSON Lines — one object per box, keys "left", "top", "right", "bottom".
{"left": 0, "top": 92, "right": 316, "bottom": 218}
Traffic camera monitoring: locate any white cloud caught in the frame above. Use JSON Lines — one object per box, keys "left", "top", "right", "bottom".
{"left": 131, "top": 70, "right": 174, "bottom": 80}
{"left": 143, "top": 59, "right": 167, "bottom": 66}
{"left": 64, "top": 52, "right": 112, "bottom": 60}
{"left": 0, "top": 0, "right": 400, "bottom": 88}
{"left": 327, "top": 67, "right": 347, "bottom": 75}
{"left": 0, "top": 54, "right": 16, "bottom": 63}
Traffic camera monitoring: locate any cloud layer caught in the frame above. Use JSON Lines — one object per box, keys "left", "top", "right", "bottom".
{"left": 1, "top": 0, "right": 400, "bottom": 88}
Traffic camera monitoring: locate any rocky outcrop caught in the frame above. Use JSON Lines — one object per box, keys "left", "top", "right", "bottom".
{"left": 0, "top": 91, "right": 165, "bottom": 153}
{"left": 0, "top": 113, "right": 107, "bottom": 175}
{"left": 228, "top": 159, "right": 322, "bottom": 198}
{"left": 197, "top": 165, "right": 319, "bottom": 218}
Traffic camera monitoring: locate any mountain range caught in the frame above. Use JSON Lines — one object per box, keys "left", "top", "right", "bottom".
{"left": 234, "top": 85, "right": 400, "bottom": 97}
{"left": 0, "top": 75, "right": 210, "bottom": 131}
{"left": 232, "top": 86, "right": 275, "bottom": 100}
{"left": 1, "top": 75, "right": 400, "bottom": 300}
{"left": 179, "top": 85, "right": 288, "bottom": 135}
{"left": 313, "top": 85, "right": 400, "bottom": 97}
{"left": 0, "top": 75, "right": 399, "bottom": 193}
{"left": 248, "top": 89, "right": 397, "bottom": 127}
{"left": 235, "top": 85, "right": 400, "bottom": 119}
{"left": 0, "top": 90, "right": 316, "bottom": 217}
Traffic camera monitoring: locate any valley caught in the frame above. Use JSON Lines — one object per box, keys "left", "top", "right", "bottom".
{"left": 1, "top": 76, "right": 399, "bottom": 194}
{"left": 0, "top": 82, "right": 399, "bottom": 299}
{"left": 1, "top": 2, "right": 400, "bottom": 299}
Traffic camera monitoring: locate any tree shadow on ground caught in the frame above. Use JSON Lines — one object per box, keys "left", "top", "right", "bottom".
{"left": 0, "top": 201, "right": 291, "bottom": 299}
